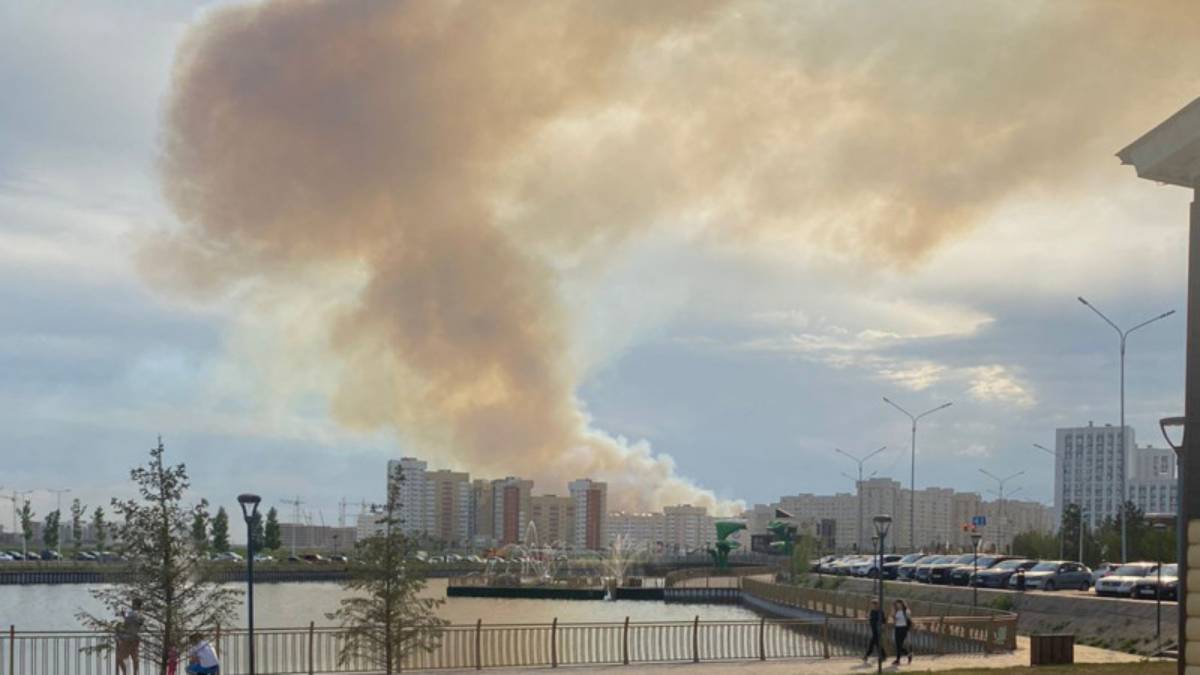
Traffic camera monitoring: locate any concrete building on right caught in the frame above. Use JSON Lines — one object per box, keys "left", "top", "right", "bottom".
{"left": 1053, "top": 423, "right": 1178, "bottom": 529}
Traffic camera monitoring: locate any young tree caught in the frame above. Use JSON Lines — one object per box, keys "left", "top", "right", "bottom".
{"left": 70, "top": 498, "right": 87, "bottom": 557}
{"left": 92, "top": 506, "right": 108, "bottom": 554}
{"left": 190, "top": 503, "right": 210, "bottom": 556}
{"left": 264, "top": 506, "right": 282, "bottom": 551}
{"left": 43, "top": 509, "right": 62, "bottom": 553}
{"left": 76, "top": 439, "right": 240, "bottom": 675}
{"left": 327, "top": 463, "right": 445, "bottom": 673}
{"left": 210, "top": 507, "right": 230, "bottom": 553}
{"left": 250, "top": 509, "right": 266, "bottom": 550}
{"left": 19, "top": 499, "right": 35, "bottom": 558}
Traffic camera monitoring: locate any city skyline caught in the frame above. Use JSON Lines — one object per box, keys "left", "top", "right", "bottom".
{"left": 2, "top": 3, "right": 1195, "bottom": 530}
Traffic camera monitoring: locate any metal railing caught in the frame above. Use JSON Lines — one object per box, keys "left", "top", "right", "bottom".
{"left": 1, "top": 609, "right": 998, "bottom": 675}
{"left": 663, "top": 566, "right": 775, "bottom": 588}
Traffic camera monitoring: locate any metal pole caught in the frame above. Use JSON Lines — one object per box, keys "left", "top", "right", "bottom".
{"left": 1120, "top": 335, "right": 1127, "bottom": 563}
{"left": 247, "top": 519, "right": 256, "bottom": 675}
{"left": 910, "top": 421, "right": 917, "bottom": 553}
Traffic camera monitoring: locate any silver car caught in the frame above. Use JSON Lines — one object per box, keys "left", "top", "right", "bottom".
{"left": 1094, "top": 562, "right": 1159, "bottom": 598}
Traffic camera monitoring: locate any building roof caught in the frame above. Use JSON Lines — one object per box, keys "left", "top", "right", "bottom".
{"left": 1117, "top": 96, "right": 1200, "bottom": 189}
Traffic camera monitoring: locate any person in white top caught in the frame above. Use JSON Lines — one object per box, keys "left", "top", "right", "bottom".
{"left": 892, "top": 599, "right": 913, "bottom": 665}
{"left": 185, "top": 633, "right": 220, "bottom": 675}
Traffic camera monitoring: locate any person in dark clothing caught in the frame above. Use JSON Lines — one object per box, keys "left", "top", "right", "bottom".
{"left": 863, "top": 599, "right": 886, "bottom": 663}
{"left": 892, "top": 599, "right": 913, "bottom": 665}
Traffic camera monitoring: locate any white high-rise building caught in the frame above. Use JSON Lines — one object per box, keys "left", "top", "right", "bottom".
{"left": 1129, "top": 444, "right": 1178, "bottom": 517}
{"left": 1054, "top": 423, "right": 1135, "bottom": 529}
{"left": 388, "top": 457, "right": 432, "bottom": 536}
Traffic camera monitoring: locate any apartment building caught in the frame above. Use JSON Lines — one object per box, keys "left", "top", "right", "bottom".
{"left": 569, "top": 479, "right": 608, "bottom": 550}
{"left": 530, "top": 494, "right": 574, "bottom": 546}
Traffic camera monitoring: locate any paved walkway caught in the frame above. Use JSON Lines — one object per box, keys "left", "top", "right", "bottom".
{"left": 326, "top": 636, "right": 1152, "bottom": 674}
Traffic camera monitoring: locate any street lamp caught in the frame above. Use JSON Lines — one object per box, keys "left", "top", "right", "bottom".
{"left": 835, "top": 446, "right": 886, "bottom": 554}
{"left": 883, "top": 398, "right": 952, "bottom": 552}
{"left": 1153, "top": 522, "right": 1168, "bottom": 643}
{"left": 1078, "top": 296, "right": 1175, "bottom": 563}
{"left": 970, "top": 531, "right": 983, "bottom": 612}
{"left": 237, "top": 493, "right": 262, "bottom": 675}
{"left": 872, "top": 515, "right": 892, "bottom": 675}
{"left": 980, "top": 469, "right": 1024, "bottom": 554}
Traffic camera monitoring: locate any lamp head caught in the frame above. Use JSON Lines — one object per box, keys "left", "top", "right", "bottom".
{"left": 872, "top": 514, "right": 893, "bottom": 538}
{"left": 237, "top": 493, "right": 262, "bottom": 521}
{"left": 1160, "top": 416, "right": 1185, "bottom": 454}
{"left": 970, "top": 532, "right": 982, "bottom": 545}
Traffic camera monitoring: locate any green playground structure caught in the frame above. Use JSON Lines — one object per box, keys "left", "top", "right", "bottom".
{"left": 708, "top": 520, "right": 747, "bottom": 570}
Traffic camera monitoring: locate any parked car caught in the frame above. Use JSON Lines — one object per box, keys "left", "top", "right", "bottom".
{"left": 0, "top": 552, "right": 13, "bottom": 561}
{"left": 302, "top": 553, "right": 326, "bottom": 563}
{"left": 973, "top": 559, "right": 1037, "bottom": 588}
{"left": 915, "top": 555, "right": 958, "bottom": 583}
{"left": 253, "top": 553, "right": 275, "bottom": 562}
{"left": 1133, "top": 563, "right": 1178, "bottom": 601}
{"left": 898, "top": 554, "right": 940, "bottom": 581}
{"left": 39, "top": 550, "right": 61, "bottom": 561}
{"left": 1091, "top": 562, "right": 1121, "bottom": 585}
{"left": 949, "top": 555, "right": 1015, "bottom": 586}
{"left": 6, "top": 550, "right": 25, "bottom": 560}
{"left": 287, "top": 554, "right": 304, "bottom": 563}
{"left": 328, "top": 554, "right": 349, "bottom": 563}
{"left": 1006, "top": 560, "right": 1091, "bottom": 591}
{"left": 852, "top": 554, "right": 903, "bottom": 578}
{"left": 812, "top": 555, "right": 838, "bottom": 573}
{"left": 928, "top": 554, "right": 976, "bottom": 585}
{"left": 882, "top": 553, "right": 925, "bottom": 580}
{"left": 1094, "top": 562, "right": 1160, "bottom": 598}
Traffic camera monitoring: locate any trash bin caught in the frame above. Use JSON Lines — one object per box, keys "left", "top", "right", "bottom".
{"left": 1030, "top": 634, "right": 1074, "bottom": 665}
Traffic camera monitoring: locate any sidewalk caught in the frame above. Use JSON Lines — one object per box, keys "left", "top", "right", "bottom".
{"left": 331, "top": 635, "right": 1155, "bottom": 674}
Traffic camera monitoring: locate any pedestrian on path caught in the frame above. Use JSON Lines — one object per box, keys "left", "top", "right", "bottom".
{"left": 892, "top": 599, "right": 913, "bottom": 665}
{"left": 863, "top": 599, "right": 886, "bottom": 663}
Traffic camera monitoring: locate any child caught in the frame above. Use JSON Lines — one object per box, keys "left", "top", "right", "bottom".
{"left": 186, "top": 633, "right": 220, "bottom": 675}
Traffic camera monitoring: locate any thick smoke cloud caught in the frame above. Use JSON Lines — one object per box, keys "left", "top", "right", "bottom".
{"left": 155, "top": 0, "right": 1198, "bottom": 512}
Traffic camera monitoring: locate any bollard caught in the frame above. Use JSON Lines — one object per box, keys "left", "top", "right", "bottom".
{"left": 9, "top": 625, "right": 14, "bottom": 675}
{"left": 692, "top": 615, "right": 699, "bottom": 663}
{"left": 550, "top": 617, "right": 557, "bottom": 668}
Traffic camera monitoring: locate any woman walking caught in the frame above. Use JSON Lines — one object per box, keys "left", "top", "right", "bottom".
{"left": 892, "top": 599, "right": 913, "bottom": 665}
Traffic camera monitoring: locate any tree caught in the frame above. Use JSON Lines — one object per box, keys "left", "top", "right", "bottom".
{"left": 92, "top": 506, "right": 108, "bottom": 554}
{"left": 43, "top": 509, "right": 61, "bottom": 553}
{"left": 790, "top": 533, "right": 818, "bottom": 584}
{"left": 250, "top": 510, "right": 266, "bottom": 550}
{"left": 327, "top": 463, "right": 445, "bottom": 673}
{"left": 19, "top": 499, "right": 35, "bottom": 557}
{"left": 190, "top": 504, "right": 209, "bottom": 556}
{"left": 70, "top": 498, "right": 87, "bottom": 557}
{"left": 210, "top": 507, "right": 230, "bottom": 553}
{"left": 264, "top": 506, "right": 282, "bottom": 551}
{"left": 1010, "top": 530, "right": 1058, "bottom": 560}
{"left": 76, "top": 439, "right": 240, "bottom": 675}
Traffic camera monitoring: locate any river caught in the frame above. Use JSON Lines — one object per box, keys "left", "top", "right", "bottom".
{"left": 0, "top": 579, "right": 761, "bottom": 631}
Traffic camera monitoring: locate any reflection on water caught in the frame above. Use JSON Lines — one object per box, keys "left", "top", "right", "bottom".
{"left": 0, "top": 578, "right": 761, "bottom": 630}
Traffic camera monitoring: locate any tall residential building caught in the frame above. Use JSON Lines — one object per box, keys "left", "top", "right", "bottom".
{"left": 428, "top": 469, "right": 471, "bottom": 545}
{"left": 1129, "top": 444, "right": 1178, "bottom": 516}
{"left": 387, "top": 457, "right": 431, "bottom": 536}
{"left": 662, "top": 504, "right": 713, "bottom": 553}
{"left": 530, "top": 494, "right": 575, "bottom": 546}
{"left": 280, "top": 524, "right": 357, "bottom": 553}
{"left": 469, "top": 479, "right": 494, "bottom": 545}
{"left": 569, "top": 479, "right": 608, "bottom": 550}
{"left": 608, "top": 512, "right": 665, "bottom": 550}
{"left": 492, "top": 477, "right": 533, "bottom": 545}
{"left": 1054, "top": 423, "right": 1134, "bottom": 529}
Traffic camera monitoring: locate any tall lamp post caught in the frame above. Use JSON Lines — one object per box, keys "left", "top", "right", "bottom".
{"left": 970, "top": 531, "right": 983, "bottom": 612}
{"left": 1078, "top": 296, "right": 1175, "bottom": 563}
{"left": 883, "top": 398, "right": 951, "bottom": 552}
{"left": 238, "top": 494, "right": 262, "bottom": 675}
{"left": 1032, "top": 443, "right": 1066, "bottom": 560}
{"left": 872, "top": 515, "right": 892, "bottom": 675}
{"left": 1153, "top": 522, "right": 1168, "bottom": 643}
{"left": 980, "top": 469, "right": 1024, "bottom": 554}
{"left": 835, "top": 446, "right": 886, "bottom": 554}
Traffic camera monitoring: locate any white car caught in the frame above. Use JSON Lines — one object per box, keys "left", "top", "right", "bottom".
{"left": 0, "top": 552, "right": 13, "bottom": 561}
{"left": 1091, "top": 562, "right": 1120, "bottom": 585}
{"left": 1094, "top": 562, "right": 1159, "bottom": 597}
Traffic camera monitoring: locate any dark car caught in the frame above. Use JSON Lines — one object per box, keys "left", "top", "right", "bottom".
{"left": 915, "top": 555, "right": 958, "bottom": 583}
{"left": 1133, "top": 563, "right": 1178, "bottom": 600}
{"left": 949, "top": 555, "right": 1015, "bottom": 586}
{"left": 898, "top": 554, "right": 940, "bottom": 581}
{"left": 973, "top": 559, "right": 1037, "bottom": 588}
{"left": 1007, "top": 560, "right": 1092, "bottom": 591}
{"left": 883, "top": 553, "right": 927, "bottom": 580}
{"left": 928, "top": 554, "right": 976, "bottom": 585}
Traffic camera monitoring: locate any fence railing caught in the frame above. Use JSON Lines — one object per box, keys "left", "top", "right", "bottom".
{"left": 663, "top": 566, "right": 775, "bottom": 588}
{"left": 1, "top": 609, "right": 999, "bottom": 675}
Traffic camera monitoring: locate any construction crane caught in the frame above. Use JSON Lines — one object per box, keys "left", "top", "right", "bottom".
{"left": 279, "top": 497, "right": 304, "bottom": 557}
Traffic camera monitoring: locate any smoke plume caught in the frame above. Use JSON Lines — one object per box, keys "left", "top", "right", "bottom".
{"left": 155, "top": 0, "right": 1199, "bottom": 512}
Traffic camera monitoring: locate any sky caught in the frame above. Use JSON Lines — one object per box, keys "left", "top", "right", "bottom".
{"left": 2, "top": 1, "right": 1198, "bottom": 535}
